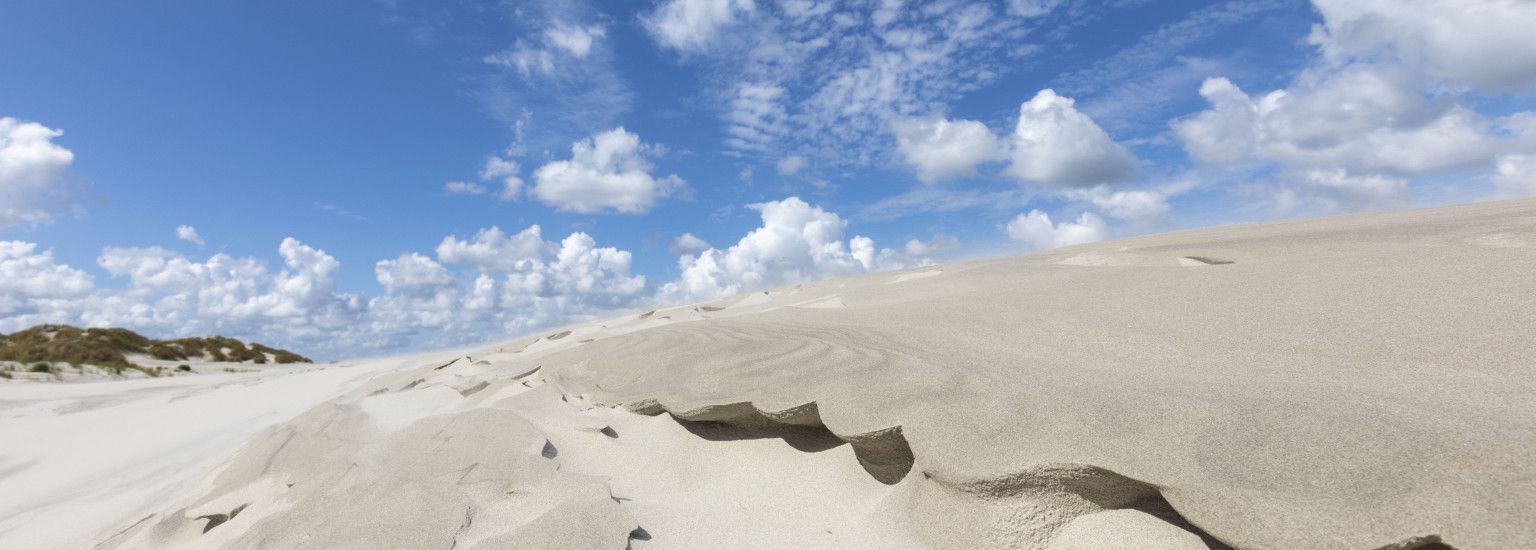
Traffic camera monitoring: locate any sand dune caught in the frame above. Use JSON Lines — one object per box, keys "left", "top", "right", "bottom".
{"left": 2, "top": 199, "right": 1534, "bottom": 548}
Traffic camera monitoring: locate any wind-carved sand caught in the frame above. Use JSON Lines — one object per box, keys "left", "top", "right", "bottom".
{"left": 3, "top": 198, "right": 1535, "bottom": 549}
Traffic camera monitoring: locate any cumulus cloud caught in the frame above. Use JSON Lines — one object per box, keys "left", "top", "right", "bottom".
{"left": 3, "top": 206, "right": 945, "bottom": 357}
{"left": 1, "top": 225, "right": 652, "bottom": 357}
{"left": 0, "top": 241, "right": 93, "bottom": 309}
{"left": 375, "top": 253, "right": 454, "bottom": 295}
{"left": 659, "top": 197, "right": 910, "bottom": 303}
{"left": 893, "top": 116, "right": 1003, "bottom": 183}
{"left": 480, "top": 156, "right": 523, "bottom": 200}
{"left": 33, "top": 239, "right": 364, "bottom": 347}
{"left": 1310, "top": 0, "right": 1536, "bottom": 92}
{"left": 1297, "top": 168, "right": 1408, "bottom": 211}
{"left": 434, "top": 225, "right": 648, "bottom": 330}
{"left": 175, "top": 225, "right": 205, "bottom": 247}
{"left": 531, "top": 128, "right": 684, "bottom": 214}
{"left": 1007, "top": 90, "right": 1136, "bottom": 187}
{"left": 1005, "top": 210, "right": 1109, "bottom": 250}
{"left": 668, "top": 233, "right": 711, "bottom": 255}
{"left": 1174, "top": 0, "right": 1536, "bottom": 213}
{"left": 1174, "top": 72, "right": 1501, "bottom": 177}
{"left": 1085, "top": 189, "right": 1171, "bottom": 227}
{"left": 445, "top": 157, "right": 523, "bottom": 200}
{"left": 1, "top": 117, "right": 78, "bottom": 227}
{"left": 369, "top": 253, "right": 459, "bottom": 330}
{"left": 436, "top": 225, "right": 551, "bottom": 272}
{"left": 643, "top": 0, "right": 755, "bottom": 52}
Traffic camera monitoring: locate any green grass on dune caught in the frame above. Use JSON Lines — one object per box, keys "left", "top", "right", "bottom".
{"left": 0, "top": 324, "right": 312, "bottom": 370}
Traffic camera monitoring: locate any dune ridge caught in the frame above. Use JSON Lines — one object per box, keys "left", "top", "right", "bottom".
{"left": 2, "top": 198, "right": 1533, "bottom": 549}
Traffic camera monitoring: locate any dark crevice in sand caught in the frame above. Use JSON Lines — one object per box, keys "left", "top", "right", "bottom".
{"left": 457, "top": 381, "right": 490, "bottom": 397}
{"left": 1182, "top": 256, "right": 1235, "bottom": 265}
{"left": 927, "top": 463, "right": 1233, "bottom": 548}
{"left": 1127, "top": 493, "right": 1234, "bottom": 549}
{"left": 1374, "top": 535, "right": 1457, "bottom": 550}
{"left": 197, "top": 503, "right": 248, "bottom": 534}
{"left": 625, "top": 526, "right": 652, "bottom": 549}
{"left": 630, "top": 399, "right": 913, "bottom": 484}
{"left": 622, "top": 398, "right": 1233, "bottom": 544}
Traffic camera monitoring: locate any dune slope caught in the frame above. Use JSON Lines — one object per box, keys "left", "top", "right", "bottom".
{"left": 2, "top": 199, "right": 1532, "bottom": 549}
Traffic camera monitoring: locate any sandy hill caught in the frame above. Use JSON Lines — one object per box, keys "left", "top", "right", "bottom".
{"left": 1, "top": 199, "right": 1532, "bottom": 549}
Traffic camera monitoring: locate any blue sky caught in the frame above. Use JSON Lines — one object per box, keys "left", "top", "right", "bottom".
{"left": 4, "top": 0, "right": 1535, "bottom": 357}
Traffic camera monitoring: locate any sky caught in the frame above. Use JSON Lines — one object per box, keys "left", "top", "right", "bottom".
{"left": 3, "top": 0, "right": 1536, "bottom": 358}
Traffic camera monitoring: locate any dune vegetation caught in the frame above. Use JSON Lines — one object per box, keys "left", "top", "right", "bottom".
{"left": 0, "top": 324, "right": 311, "bottom": 371}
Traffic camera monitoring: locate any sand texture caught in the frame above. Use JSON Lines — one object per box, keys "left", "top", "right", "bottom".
{"left": 2, "top": 199, "right": 1533, "bottom": 548}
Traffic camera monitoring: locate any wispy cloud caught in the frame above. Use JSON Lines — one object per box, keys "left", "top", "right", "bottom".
{"left": 314, "top": 202, "right": 368, "bottom": 222}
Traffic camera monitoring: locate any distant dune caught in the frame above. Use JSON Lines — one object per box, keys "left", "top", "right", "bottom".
{"left": 0, "top": 325, "right": 311, "bottom": 382}
{"left": 2, "top": 199, "right": 1533, "bottom": 549}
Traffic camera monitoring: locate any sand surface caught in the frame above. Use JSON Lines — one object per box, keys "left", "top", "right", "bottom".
{"left": 2, "top": 199, "right": 1534, "bottom": 548}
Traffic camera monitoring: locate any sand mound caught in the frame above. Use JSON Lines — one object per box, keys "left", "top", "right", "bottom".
{"left": 3, "top": 199, "right": 1534, "bottom": 549}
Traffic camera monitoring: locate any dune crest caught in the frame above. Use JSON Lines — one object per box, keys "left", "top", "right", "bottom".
{"left": 3, "top": 199, "right": 1534, "bottom": 548}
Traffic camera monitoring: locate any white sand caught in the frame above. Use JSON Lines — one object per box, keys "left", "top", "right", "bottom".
{"left": 3, "top": 198, "right": 1535, "bottom": 548}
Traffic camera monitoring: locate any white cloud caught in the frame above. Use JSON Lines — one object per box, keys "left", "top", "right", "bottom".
{"left": 505, "top": 232, "right": 646, "bottom": 310}
{"left": 436, "top": 225, "right": 551, "bottom": 272}
{"left": 1, "top": 226, "right": 650, "bottom": 357}
{"left": 775, "top": 155, "right": 806, "bottom": 176}
{"left": 1005, "top": 210, "right": 1109, "bottom": 250}
{"left": 375, "top": 253, "right": 454, "bottom": 295}
{"left": 480, "top": 156, "right": 523, "bottom": 200}
{"left": 659, "top": 197, "right": 907, "bottom": 302}
{"left": 643, "top": 0, "right": 755, "bottom": 52}
{"left": 1086, "top": 189, "right": 1171, "bottom": 227}
{"left": 902, "top": 233, "right": 963, "bottom": 257}
{"left": 487, "top": 23, "right": 610, "bottom": 77}
{"left": 1172, "top": 0, "right": 1536, "bottom": 215}
{"left": 433, "top": 225, "right": 649, "bottom": 330}
{"left": 444, "top": 181, "right": 488, "bottom": 195}
{"left": 370, "top": 253, "right": 459, "bottom": 330}
{"left": 0, "top": 242, "right": 93, "bottom": 309}
{"left": 1175, "top": 72, "right": 1502, "bottom": 177}
{"left": 1492, "top": 154, "right": 1536, "bottom": 198}
{"left": 0, "top": 117, "right": 77, "bottom": 227}
{"left": 260, "top": 238, "right": 344, "bottom": 318}
{"left": 1297, "top": 168, "right": 1408, "bottom": 211}
{"left": 668, "top": 233, "right": 711, "bottom": 255}
{"left": 175, "top": 225, "right": 205, "bottom": 247}
{"left": 1007, "top": 90, "right": 1136, "bottom": 187}
{"left": 655, "top": 2, "right": 1030, "bottom": 163}
{"left": 1171, "top": 78, "right": 1258, "bottom": 166}
{"left": 726, "top": 83, "right": 789, "bottom": 151}
{"left": 1310, "top": 0, "right": 1536, "bottom": 93}
{"left": 1054, "top": 1, "right": 1289, "bottom": 133}
{"left": 1007, "top": 0, "right": 1064, "bottom": 18}
{"left": 893, "top": 116, "right": 1003, "bottom": 183}
{"left": 544, "top": 24, "right": 606, "bottom": 58}
{"left": 47, "top": 239, "right": 363, "bottom": 347}
{"left": 531, "top": 127, "right": 684, "bottom": 214}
